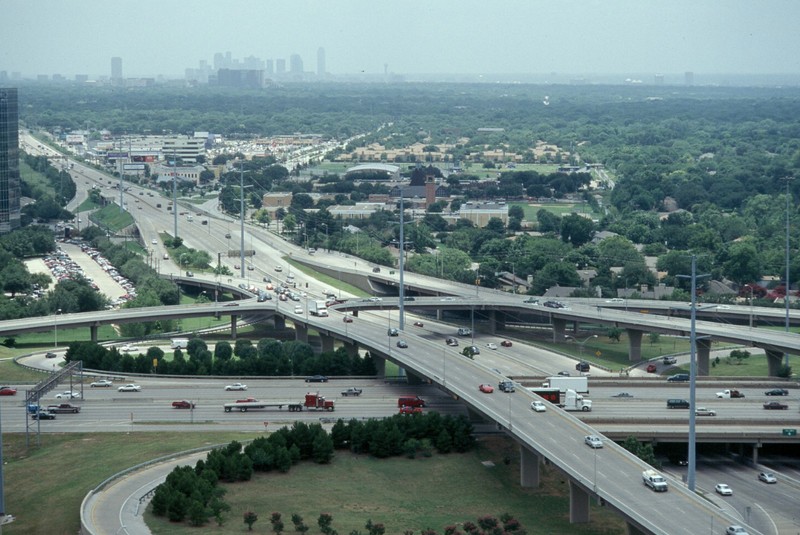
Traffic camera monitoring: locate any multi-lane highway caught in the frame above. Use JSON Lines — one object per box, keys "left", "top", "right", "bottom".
{"left": 15, "top": 141, "right": 800, "bottom": 534}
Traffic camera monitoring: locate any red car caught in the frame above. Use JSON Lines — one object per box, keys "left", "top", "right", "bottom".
{"left": 343, "top": 315, "right": 353, "bottom": 323}
{"left": 413, "top": 321, "right": 424, "bottom": 327}
{"left": 479, "top": 384, "right": 494, "bottom": 394}
{"left": 172, "top": 400, "right": 195, "bottom": 409}
{"left": 399, "top": 406, "right": 423, "bottom": 414}
{"left": 0, "top": 386, "right": 17, "bottom": 396}
{"left": 646, "top": 363, "right": 658, "bottom": 373}
{"left": 500, "top": 340, "right": 512, "bottom": 347}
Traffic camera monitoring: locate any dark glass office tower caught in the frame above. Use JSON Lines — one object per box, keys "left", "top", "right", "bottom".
{"left": 0, "top": 87, "right": 21, "bottom": 233}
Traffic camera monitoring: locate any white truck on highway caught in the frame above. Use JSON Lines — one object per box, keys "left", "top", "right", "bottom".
{"left": 170, "top": 338, "right": 189, "bottom": 349}
{"left": 543, "top": 375, "right": 589, "bottom": 394}
{"left": 559, "top": 389, "right": 592, "bottom": 412}
{"left": 310, "top": 300, "right": 329, "bottom": 317}
{"left": 642, "top": 469, "right": 669, "bottom": 492}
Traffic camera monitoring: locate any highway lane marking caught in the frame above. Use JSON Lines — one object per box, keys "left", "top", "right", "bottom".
{"left": 752, "top": 502, "right": 779, "bottom": 535}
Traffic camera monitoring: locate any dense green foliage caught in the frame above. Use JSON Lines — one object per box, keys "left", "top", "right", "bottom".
{"left": 64, "top": 337, "right": 376, "bottom": 376}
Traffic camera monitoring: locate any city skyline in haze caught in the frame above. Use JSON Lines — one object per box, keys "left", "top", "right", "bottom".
{"left": 2, "top": 0, "right": 800, "bottom": 84}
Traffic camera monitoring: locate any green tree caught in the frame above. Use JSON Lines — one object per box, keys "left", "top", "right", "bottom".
{"left": 244, "top": 511, "right": 259, "bottom": 531}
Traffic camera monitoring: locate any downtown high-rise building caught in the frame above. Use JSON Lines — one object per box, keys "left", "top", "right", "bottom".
{"left": 111, "top": 57, "right": 123, "bottom": 82}
{"left": 0, "top": 88, "right": 21, "bottom": 234}
{"left": 317, "top": 47, "right": 326, "bottom": 78}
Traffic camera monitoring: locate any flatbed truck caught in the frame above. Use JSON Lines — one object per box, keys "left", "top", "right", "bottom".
{"left": 224, "top": 393, "right": 334, "bottom": 412}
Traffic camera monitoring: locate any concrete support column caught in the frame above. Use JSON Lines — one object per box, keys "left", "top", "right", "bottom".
{"left": 230, "top": 315, "right": 238, "bottom": 340}
{"left": 344, "top": 342, "right": 359, "bottom": 357}
{"left": 626, "top": 523, "right": 648, "bottom": 535}
{"left": 90, "top": 325, "right": 98, "bottom": 343}
{"left": 519, "top": 446, "right": 540, "bottom": 488}
{"left": 626, "top": 329, "right": 643, "bottom": 362}
{"left": 373, "top": 355, "right": 386, "bottom": 377}
{"left": 295, "top": 323, "right": 308, "bottom": 344}
{"left": 568, "top": 480, "right": 590, "bottom": 524}
{"left": 696, "top": 337, "right": 711, "bottom": 376}
{"left": 273, "top": 315, "right": 286, "bottom": 330}
{"left": 487, "top": 310, "right": 497, "bottom": 335}
{"left": 320, "top": 334, "right": 334, "bottom": 353}
{"left": 552, "top": 318, "right": 567, "bottom": 343}
{"left": 436, "top": 309, "right": 443, "bottom": 321}
{"left": 752, "top": 444, "right": 759, "bottom": 465}
{"left": 765, "top": 349, "right": 784, "bottom": 376}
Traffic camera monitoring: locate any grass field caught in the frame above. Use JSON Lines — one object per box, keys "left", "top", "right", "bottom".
{"left": 91, "top": 203, "right": 135, "bottom": 232}
{"left": 509, "top": 201, "right": 599, "bottom": 221}
{"left": 144, "top": 436, "right": 624, "bottom": 535}
{"left": 1, "top": 432, "right": 256, "bottom": 535}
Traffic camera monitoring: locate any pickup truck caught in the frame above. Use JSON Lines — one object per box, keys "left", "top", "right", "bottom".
{"left": 341, "top": 387, "right": 363, "bottom": 397}
{"left": 46, "top": 403, "right": 81, "bottom": 414}
{"left": 715, "top": 389, "right": 745, "bottom": 399}
{"left": 642, "top": 469, "right": 669, "bottom": 492}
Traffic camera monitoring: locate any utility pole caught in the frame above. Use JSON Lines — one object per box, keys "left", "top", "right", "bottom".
{"left": 783, "top": 176, "right": 794, "bottom": 368}
{"left": 239, "top": 161, "right": 246, "bottom": 279}
{"left": 398, "top": 189, "right": 405, "bottom": 330}
{"left": 172, "top": 148, "right": 178, "bottom": 239}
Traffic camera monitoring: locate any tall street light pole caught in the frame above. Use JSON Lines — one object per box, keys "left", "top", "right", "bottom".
{"left": 54, "top": 308, "right": 62, "bottom": 348}
{"left": 783, "top": 176, "right": 794, "bottom": 368}
{"left": 239, "top": 161, "right": 246, "bottom": 280}
{"left": 398, "top": 190, "right": 406, "bottom": 331}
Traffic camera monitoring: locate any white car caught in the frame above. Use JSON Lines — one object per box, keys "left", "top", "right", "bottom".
{"left": 90, "top": 379, "right": 113, "bottom": 388}
{"left": 294, "top": 306, "right": 303, "bottom": 314}
{"left": 605, "top": 298, "right": 624, "bottom": 303}
{"left": 695, "top": 407, "right": 716, "bottom": 416}
{"left": 119, "top": 344, "right": 137, "bottom": 352}
{"left": 725, "top": 527, "right": 748, "bottom": 535}
{"left": 584, "top": 435, "right": 603, "bottom": 449}
{"left": 758, "top": 472, "right": 777, "bottom": 484}
{"left": 54, "top": 390, "right": 80, "bottom": 399}
{"left": 530, "top": 400, "right": 546, "bottom": 412}
{"left": 485, "top": 343, "right": 498, "bottom": 350}
{"left": 225, "top": 383, "right": 248, "bottom": 391}
{"left": 715, "top": 483, "right": 733, "bottom": 496}
{"left": 118, "top": 384, "right": 141, "bottom": 392}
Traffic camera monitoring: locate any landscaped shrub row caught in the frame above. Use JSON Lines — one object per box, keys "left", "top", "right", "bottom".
{"left": 151, "top": 413, "right": 474, "bottom": 527}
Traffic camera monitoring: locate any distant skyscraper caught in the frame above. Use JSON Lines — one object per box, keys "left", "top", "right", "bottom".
{"left": 0, "top": 88, "right": 21, "bottom": 234}
{"left": 111, "top": 57, "right": 123, "bottom": 81}
{"left": 317, "top": 47, "right": 326, "bottom": 78}
{"left": 266, "top": 59, "right": 274, "bottom": 75}
{"left": 276, "top": 59, "right": 286, "bottom": 74}
{"left": 685, "top": 71, "right": 694, "bottom": 86}
{"left": 290, "top": 54, "right": 303, "bottom": 74}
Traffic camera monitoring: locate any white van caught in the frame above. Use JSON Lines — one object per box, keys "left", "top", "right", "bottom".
{"left": 457, "top": 328, "right": 472, "bottom": 336}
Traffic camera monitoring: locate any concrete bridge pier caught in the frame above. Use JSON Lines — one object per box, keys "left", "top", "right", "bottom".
{"left": 273, "top": 315, "right": 286, "bottom": 330}
{"left": 568, "top": 480, "right": 590, "bottom": 523}
{"left": 752, "top": 443, "right": 760, "bottom": 465}
{"left": 519, "top": 445, "right": 541, "bottom": 487}
{"left": 230, "top": 315, "right": 238, "bottom": 340}
{"left": 344, "top": 341, "right": 359, "bottom": 357}
{"left": 90, "top": 325, "right": 98, "bottom": 343}
{"left": 487, "top": 310, "right": 497, "bottom": 335}
{"left": 295, "top": 323, "right": 308, "bottom": 344}
{"left": 626, "top": 523, "right": 648, "bottom": 535}
{"left": 626, "top": 329, "right": 642, "bottom": 362}
{"left": 765, "top": 349, "right": 784, "bottom": 376}
{"left": 320, "top": 334, "right": 334, "bottom": 353}
{"left": 696, "top": 337, "right": 711, "bottom": 376}
{"left": 552, "top": 318, "right": 567, "bottom": 342}
{"left": 373, "top": 355, "right": 386, "bottom": 377}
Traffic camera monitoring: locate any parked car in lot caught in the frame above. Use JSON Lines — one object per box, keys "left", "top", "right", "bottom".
{"left": 479, "top": 384, "right": 494, "bottom": 394}
{"left": 715, "top": 483, "right": 733, "bottom": 496}
{"left": 305, "top": 375, "right": 329, "bottom": 383}
{"left": 0, "top": 386, "right": 17, "bottom": 396}
{"left": 172, "top": 400, "right": 195, "bottom": 409}
{"left": 90, "top": 379, "right": 113, "bottom": 388}
{"left": 225, "top": 383, "right": 247, "bottom": 391}
{"left": 584, "top": 435, "right": 603, "bottom": 449}
{"left": 758, "top": 472, "right": 777, "bottom": 483}
{"left": 695, "top": 407, "right": 716, "bottom": 416}
{"left": 118, "top": 384, "right": 141, "bottom": 392}
{"left": 763, "top": 401, "right": 788, "bottom": 410}
{"left": 765, "top": 388, "right": 789, "bottom": 396}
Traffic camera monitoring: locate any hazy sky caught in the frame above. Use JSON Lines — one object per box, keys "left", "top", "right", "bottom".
{"left": 3, "top": 0, "right": 800, "bottom": 78}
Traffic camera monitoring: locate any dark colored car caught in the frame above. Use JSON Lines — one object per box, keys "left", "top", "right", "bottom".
{"left": 45, "top": 351, "right": 58, "bottom": 359}
{"left": 31, "top": 411, "right": 56, "bottom": 420}
{"left": 575, "top": 361, "right": 590, "bottom": 372}
{"left": 543, "top": 300, "right": 563, "bottom": 308}
{"left": 446, "top": 337, "right": 458, "bottom": 347}
{"left": 396, "top": 340, "right": 408, "bottom": 348}
{"left": 763, "top": 401, "right": 788, "bottom": 410}
{"left": 172, "top": 400, "right": 195, "bottom": 409}
{"left": 646, "top": 363, "right": 658, "bottom": 373}
{"left": 500, "top": 340, "right": 512, "bottom": 347}
{"left": 765, "top": 388, "right": 789, "bottom": 396}
{"left": 305, "top": 375, "right": 329, "bottom": 383}
{"left": 667, "top": 373, "right": 690, "bottom": 382}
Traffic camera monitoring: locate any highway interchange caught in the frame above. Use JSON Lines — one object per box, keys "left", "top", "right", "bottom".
{"left": 10, "top": 136, "right": 800, "bottom": 534}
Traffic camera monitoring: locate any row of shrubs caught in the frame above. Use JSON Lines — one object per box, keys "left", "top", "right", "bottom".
{"left": 152, "top": 412, "right": 474, "bottom": 526}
